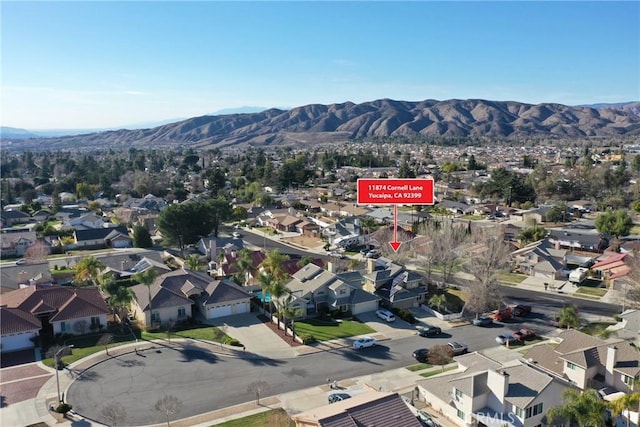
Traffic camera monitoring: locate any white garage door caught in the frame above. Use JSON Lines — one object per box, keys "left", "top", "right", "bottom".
{"left": 209, "top": 305, "right": 233, "bottom": 318}
{"left": 1, "top": 332, "right": 36, "bottom": 352}
{"left": 233, "top": 301, "right": 250, "bottom": 315}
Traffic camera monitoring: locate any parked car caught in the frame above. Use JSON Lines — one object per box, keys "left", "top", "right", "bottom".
{"left": 328, "top": 393, "right": 351, "bottom": 403}
{"left": 353, "top": 337, "right": 377, "bottom": 349}
{"left": 412, "top": 348, "right": 430, "bottom": 363}
{"left": 513, "top": 305, "right": 532, "bottom": 317}
{"left": 328, "top": 251, "right": 345, "bottom": 259}
{"left": 376, "top": 309, "right": 396, "bottom": 322}
{"left": 448, "top": 341, "right": 468, "bottom": 355}
{"left": 513, "top": 328, "right": 536, "bottom": 341}
{"left": 365, "top": 249, "right": 381, "bottom": 259}
{"left": 494, "top": 307, "right": 513, "bottom": 322}
{"left": 15, "top": 258, "right": 26, "bottom": 265}
{"left": 417, "top": 411, "right": 439, "bottom": 427}
{"left": 232, "top": 231, "right": 242, "bottom": 238}
{"left": 359, "top": 244, "right": 376, "bottom": 255}
{"left": 418, "top": 326, "right": 442, "bottom": 337}
{"left": 496, "top": 333, "right": 520, "bottom": 345}
{"left": 473, "top": 316, "right": 493, "bottom": 327}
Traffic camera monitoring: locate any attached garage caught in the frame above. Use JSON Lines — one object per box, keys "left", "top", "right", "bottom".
{"left": 232, "top": 301, "right": 250, "bottom": 315}
{"left": 1, "top": 331, "right": 38, "bottom": 352}
{"left": 209, "top": 305, "right": 233, "bottom": 318}
{"left": 0, "top": 307, "right": 41, "bottom": 354}
{"left": 202, "top": 279, "right": 252, "bottom": 320}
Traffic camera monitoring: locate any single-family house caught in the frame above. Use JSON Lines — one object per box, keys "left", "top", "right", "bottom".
{"left": 195, "top": 236, "right": 244, "bottom": 261}
{"left": 362, "top": 258, "right": 427, "bottom": 309}
{"left": 548, "top": 227, "right": 610, "bottom": 253}
{"left": 282, "top": 263, "right": 379, "bottom": 318}
{"left": 31, "top": 210, "right": 51, "bottom": 223}
{"left": 418, "top": 352, "right": 570, "bottom": 427}
{"left": 523, "top": 329, "right": 640, "bottom": 393}
{"left": 0, "top": 209, "right": 31, "bottom": 227}
{"left": 292, "top": 391, "right": 422, "bottom": 427}
{"left": 122, "top": 194, "right": 167, "bottom": 212}
{"left": 0, "top": 228, "right": 38, "bottom": 258}
{"left": 437, "top": 200, "right": 472, "bottom": 216}
{"left": 606, "top": 309, "right": 640, "bottom": 347}
{"left": 66, "top": 213, "right": 109, "bottom": 229}
{"left": 510, "top": 239, "right": 567, "bottom": 280}
{"left": 129, "top": 269, "right": 251, "bottom": 327}
{"left": 74, "top": 226, "right": 131, "bottom": 250}
{"left": 0, "top": 262, "right": 54, "bottom": 294}
{"left": 213, "top": 250, "right": 266, "bottom": 285}
{"left": 0, "top": 285, "right": 109, "bottom": 351}
{"left": 592, "top": 252, "right": 633, "bottom": 287}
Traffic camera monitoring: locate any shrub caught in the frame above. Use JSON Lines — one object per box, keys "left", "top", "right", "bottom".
{"left": 300, "top": 334, "right": 317, "bottom": 345}
{"left": 225, "top": 337, "right": 241, "bottom": 346}
{"left": 55, "top": 403, "right": 72, "bottom": 414}
{"left": 391, "top": 308, "right": 417, "bottom": 324}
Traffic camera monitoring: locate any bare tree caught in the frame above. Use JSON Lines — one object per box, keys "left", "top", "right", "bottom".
{"left": 248, "top": 380, "right": 269, "bottom": 405}
{"left": 154, "top": 395, "right": 182, "bottom": 427}
{"left": 433, "top": 223, "right": 469, "bottom": 284}
{"left": 24, "top": 240, "right": 51, "bottom": 264}
{"left": 101, "top": 402, "right": 127, "bottom": 427}
{"left": 428, "top": 345, "right": 454, "bottom": 371}
{"left": 97, "top": 333, "right": 114, "bottom": 356}
{"left": 462, "top": 227, "right": 512, "bottom": 317}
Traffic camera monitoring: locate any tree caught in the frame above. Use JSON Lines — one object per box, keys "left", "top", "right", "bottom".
{"left": 185, "top": 254, "right": 203, "bottom": 271}
{"left": 427, "top": 345, "right": 453, "bottom": 371}
{"left": 280, "top": 293, "right": 303, "bottom": 341}
{"left": 261, "top": 249, "right": 289, "bottom": 281}
{"left": 268, "top": 279, "right": 288, "bottom": 329}
{"left": 206, "top": 197, "right": 232, "bottom": 237}
{"left": 24, "top": 239, "right": 51, "bottom": 264}
{"left": 105, "top": 284, "right": 134, "bottom": 326}
{"left": 546, "top": 204, "right": 567, "bottom": 223}
{"left": 558, "top": 305, "right": 581, "bottom": 329}
{"left": 610, "top": 392, "right": 640, "bottom": 427}
{"left": 232, "top": 206, "right": 248, "bottom": 222}
{"left": 547, "top": 388, "right": 609, "bottom": 427}
{"left": 132, "top": 225, "right": 153, "bottom": 248}
{"left": 517, "top": 226, "right": 547, "bottom": 244}
{"left": 258, "top": 272, "right": 277, "bottom": 316}
{"left": 234, "top": 249, "right": 254, "bottom": 286}
{"left": 74, "top": 256, "right": 105, "bottom": 286}
{"left": 101, "top": 402, "right": 127, "bottom": 427}
{"left": 133, "top": 269, "right": 159, "bottom": 327}
{"left": 247, "top": 380, "right": 269, "bottom": 405}
{"left": 595, "top": 209, "right": 633, "bottom": 239}
{"left": 97, "top": 333, "right": 114, "bottom": 356}
{"left": 154, "top": 395, "right": 182, "bottom": 427}
{"left": 428, "top": 294, "right": 447, "bottom": 313}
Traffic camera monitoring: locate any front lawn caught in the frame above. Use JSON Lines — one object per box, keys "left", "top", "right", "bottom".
{"left": 575, "top": 287, "right": 607, "bottom": 298}
{"left": 142, "top": 325, "right": 231, "bottom": 342}
{"left": 294, "top": 319, "right": 375, "bottom": 342}
{"left": 406, "top": 363, "right": 432, "bottom": 372}
{"left": 420, "top": 365, "right": 457, "bottom": 377}
{"left": 497, "top": 272, "right": 527, "bottom": 285}
{"left": 580, "top": 322, "right": 616, "bottom": 338}
{"left": 214, "top": 408, "right": 295, "bottom": 427}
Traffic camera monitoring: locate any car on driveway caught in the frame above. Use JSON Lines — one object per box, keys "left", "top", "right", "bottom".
{"left": 412, "top": 348, "right": 430, "bottom": 363}
{"left": 365, "top": 249, "right": 381, "bottom": 259}
{"left": 513, "top": 328, "right": 536, "bottom": 341}
{"left": 417, "top": 411, "right": 439, "bottom": 427}
{"left": 232, "top": 231, "right": 242, "bottom": 238}
{"left": 328, "top": 393, "right": 351, "bottom": 403}
{"left": 328, "top": 251, "right": 345, "bottom": 259}
{"left": 448, "top": 341, "right": 468, "bottom": 355}
{"left": 473, "top": 316, "right": 493, "bottom": 327}
{"left": 418, "top": 326, "right": 442, "bottom": 337}
{"left": 353, "top": 337, "right": 377, "bottom": 349}
{"left": 496, "top": 333, "right": 520, "bottom": 345}
{"left": 494, "top": 307, "right": 513, "bottom": 322}
{"left": 376, "top": 309, "right": 396, "bottom": 322}
{"left": 513, "top": 305, "right": 532, "bottom": 317}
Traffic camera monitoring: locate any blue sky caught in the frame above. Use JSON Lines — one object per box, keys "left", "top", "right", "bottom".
{"left": 2, "top": 1, "right": 639, "bottom": 129}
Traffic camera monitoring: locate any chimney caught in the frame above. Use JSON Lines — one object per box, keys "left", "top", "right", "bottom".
{"left": 487, "top": 369, "right": 510, "bottom": 412}
{"left": 209, "top": 239, "right": 217, "bottom": 261}
{"left": 326, "top": 262, "right": 336, "bottom": 274}
{"left": 555, "top": 240, "right": 560, "bottom": 250}
{"left": 367, "top": 258, "right": 376, "bottom": 274}
{"left": 605, "top": 346, "right": 617, "bottom": 386}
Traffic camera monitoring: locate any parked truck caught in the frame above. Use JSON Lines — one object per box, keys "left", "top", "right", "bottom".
{"left": 569, "top": 267, "right": 589, "bottom": 284}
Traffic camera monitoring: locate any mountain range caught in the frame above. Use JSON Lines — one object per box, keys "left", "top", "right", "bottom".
{"left": 4, "top": 99, "right": 640, "bottom": 150}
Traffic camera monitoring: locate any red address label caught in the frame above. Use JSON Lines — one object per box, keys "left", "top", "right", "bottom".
{"left": 357, "top": 178, "right": 434, "bottom": 205}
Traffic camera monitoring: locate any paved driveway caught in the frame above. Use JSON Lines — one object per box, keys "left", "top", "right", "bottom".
{"left": 356, "top": 311, "right": 419, "bottom": 338}
{"left": 207, "top": 312, "right": 297, "bottom": 356}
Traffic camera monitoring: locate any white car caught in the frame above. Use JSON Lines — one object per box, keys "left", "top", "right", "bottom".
{"left": 375, "top": 309, "right": 396, "bottom": 322}
{"left": 232, "top": 231, "right": 242, "bottom": 238}
{"left": 328, "top": 251, "right": 345, "bottom": 259}
{"left": 353, "top": 337, "right": 377, "bottom": 349}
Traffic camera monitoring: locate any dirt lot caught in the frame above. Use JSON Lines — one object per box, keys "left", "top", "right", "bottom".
{"left": 281, "top": 234, "right": 325, "bottom": 250}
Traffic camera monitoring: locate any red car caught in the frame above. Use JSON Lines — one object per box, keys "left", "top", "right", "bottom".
{"left": 494, "top": 307, "right": 513, "bottom": 322}
{"left": 513, "top": 328, "right": 536, "bottom": 341}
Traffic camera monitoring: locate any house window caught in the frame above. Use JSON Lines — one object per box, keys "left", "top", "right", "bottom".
{"left": 151, "top": 311, "right": 160, "bottom": 322}
{"left": 456, "top": 409, "right": 465, "bottom": 420}
{"left": 178, "top": 308, "right": 186, "bottom": 317}
{"left": 90, "top": 317, "right": 100, "bottom": 328}
{"left": 454, "top": 388, "right": 464, "bottom": 400}
{"left": 567, "top": 361, "right": 577, "bottom": 370}
{"left": 339, "top": 289, "right": 346, "bottom": 295}
{"left": 61, "top": 322, "right": 69, "bottom": 332}
{"left": 515, "top": 406, "right": 525, "bottom": 419}
{"left": 623, "top": 375, "right": 635, "bottom": 386}
{"left": 524, "top": 403, "right": 543, "bottom": 419}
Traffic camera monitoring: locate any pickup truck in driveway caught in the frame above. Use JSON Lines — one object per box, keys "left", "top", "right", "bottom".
{"left": 494, "top": 307, "right": 513, "bottom": 322}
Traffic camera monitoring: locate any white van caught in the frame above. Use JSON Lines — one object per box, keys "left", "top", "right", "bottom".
{"left": 376, "top": 309, "right": 396, "bottom": 322}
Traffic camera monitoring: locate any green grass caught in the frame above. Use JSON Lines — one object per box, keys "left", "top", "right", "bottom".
{"left": 407, "top": 363, "right": 433, "bottom": 372}
{"left": 580, "top": 322, "right": 616, "bottom": 338}
{"left": 213, "top": 408, "right": 295, "bottom": 427}
{"left": 294, "top": 319, "right": 375, "bottom": 342}
{"left": 630, "top": 225, "right": 640, "bottom": 234}
{"left": 142, "top": 325, "right": 229, "bottom": 342}
{"left": 497, "top": 272, "right": 527, "bottom": 285}
{"left": 575, "top": 287, "right": 607, "bottom": 298}
{"left": 420, "top": 365, "right": 457, "bottom": 377}
{"left": 460, "top": 215, "right": 485, "bottom": 220}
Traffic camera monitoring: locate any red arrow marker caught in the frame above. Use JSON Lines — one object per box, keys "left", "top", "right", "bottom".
{"left": 389, "top": 204, "right": 402, "bottom": 252}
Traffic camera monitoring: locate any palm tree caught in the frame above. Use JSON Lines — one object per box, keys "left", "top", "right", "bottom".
{"left": 610, "top": 392, "right": 640, "bottom": 427}
{"left": 258, "top": 272, "right": 277, "bottom": 316}
{"left": 133, "top": 269, "right": 159, "bottom": 328}
{"left": 558, "top": 305, "right": 581, "bottom": 329}
{"left": 107, "top": 286, "right": 135, "bottom": 329}
{"left": 234, "top": 249, "right": 253, "bottom": 286}
{"left": 74, "top": 256, "right": 105, "bottom": 286}
{"left": 428, "top": 294, "right": 447, "bottom": 313}
{"left": 280, "top": 293, "right": 303, "bottom": 341}
{"left": 268, "top": 279, "right": 288, "bottom": 328}
{"left": 547, "top": 388, "right": 609, "bottom": 427}
{"left": 261, "top": 249, "right": 289, "bottom": 281}
{"left": 184, "top": 254, "right": 202, "bottom": 271}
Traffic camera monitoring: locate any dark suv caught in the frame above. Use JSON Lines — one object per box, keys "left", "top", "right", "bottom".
{"left": 419, "top": 326, "right": 442, "bottom": 337}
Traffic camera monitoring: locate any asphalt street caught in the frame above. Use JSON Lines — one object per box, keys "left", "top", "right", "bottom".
{"left": 67, "top": 318, "right": 551, "bottom": 426}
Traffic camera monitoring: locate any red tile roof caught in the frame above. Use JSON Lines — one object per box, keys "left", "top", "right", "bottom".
{"left": 0, "top": 306, "right": 41, "bottom": 335}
